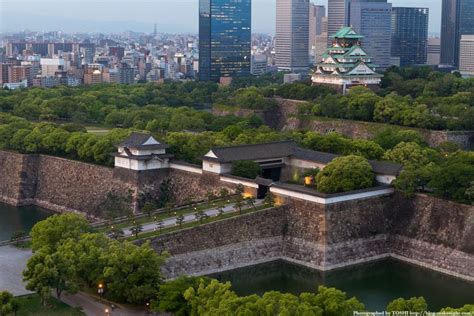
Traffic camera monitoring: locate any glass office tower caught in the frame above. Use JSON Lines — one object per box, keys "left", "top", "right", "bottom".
{"left": 391, "top": 7, "right": 429, "bottom": 66}
{"left": 350, "top": 0, "right": 392, "bottom": 70}
{"left": 441, "top": 0, "right": 474, "bottom": 68}
{"left": 199, "top": 0, "right": 251, "bottom": 82}
{"left": 327, "top": 0, "right": 350, "bottom": 44}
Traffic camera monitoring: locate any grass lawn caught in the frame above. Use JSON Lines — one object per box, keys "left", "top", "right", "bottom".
{"left": 15, "top": 294, "right": 84, "bottom": 316}
{"left": 85, "top": 126, "right": 111, "bottom": 136}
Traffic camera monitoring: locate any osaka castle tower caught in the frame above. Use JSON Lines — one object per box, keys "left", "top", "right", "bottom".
{"left": 311, "top": 27, "right": 383, "bottom": 94}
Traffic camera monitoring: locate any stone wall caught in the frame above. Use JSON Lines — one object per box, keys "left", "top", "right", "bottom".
{"left": 146, "top": 194, "right": 473, "bottom": 281}
{"left": 0, "top": 151, "right": 236, "bottom": 217}
{"left": 0, "top": 151, "right": 36, "bottom": 206}
{"left": 145, "top": 207, "right": 286, "bottom": 277}
{"left": 212, "top": 98, "right": 474, "bottom": 150}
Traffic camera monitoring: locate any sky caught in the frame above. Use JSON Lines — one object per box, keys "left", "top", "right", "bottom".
{"left": 0, "top": 0, "right": 441, "bottom": 35}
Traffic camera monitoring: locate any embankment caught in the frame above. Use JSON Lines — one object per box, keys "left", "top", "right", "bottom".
{"left": 146, "top": 194, "right": 474, "bottom": 281}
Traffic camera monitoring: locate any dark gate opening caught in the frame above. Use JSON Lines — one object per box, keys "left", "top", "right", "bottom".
{"left": 257, "top": 185, "right": 269, "bottom": 199}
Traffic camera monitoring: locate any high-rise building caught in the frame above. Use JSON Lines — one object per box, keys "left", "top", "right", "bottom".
{"left": 40, "top": 57, "right": 68, "bottom": 77}
{"left": 9, "top": 65, "right": 32, "bottom": 86}
{"left": 309, "top": 4, "right": 326, "bottom": 53}
{"left": 441, "top": 0, "right": 474, "bottom": 68}
{"left": 459, "top": 35, "right": 474, "bottom": 76}
{"left": 0, "top": 64, "right": 9, "bottom": 85}
{"left": 427, "top": 37, "right": 441, "bottom": 66}
{"left": 199, "top": 0, "right": 251, "bottom": 82}
{"left": 349, "top": 0, "right": 392, "bottom": 70}
{"left": 327, "top": 0, "right": 349, "bottom": 42}
{"left": 251, "top": 55, "right": 268, "bottom": 75}
{"left": 275, "top": 0, "right": 310, "bottom": 72}
{"left": 391, "top": 7, "right": 429, "bottom": 67}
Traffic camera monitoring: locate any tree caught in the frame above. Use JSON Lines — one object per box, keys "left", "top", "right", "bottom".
{"left": 142, "top": 202, "right": 156, "bottom": 218}
{"left": 217, "top": 205, "right": 225, "bottom": 217}
{"left": 130, "top": 222, "right": 143, "bottom": 238}
{"left": 102, "top": 241, "right": 166, "bottom": 304}
{"left": 219, "top": 188, "right": 229, "bottom": 199}
{"left": 151, "top": 276, "right": 211, "bottom": 316}
{"left": 206, "top": 191, "right": 216, "bottom": 206}
{"left": 107, "top": 226, "right": 124, "bottom": 240}
{"left": 428, "top": 152, "right": 474, "bottom": 203}
{"left": 231, "top": 160, "right": 262, "bottom": 179}
{"left": 156, "top": 218, "right": 164, "bottom": 232}
{"left": 57, "top": 233, "right": 110, "bottom": 288}
{"left": 234, "top": 198, "right": 244, "bottom": 215}
{"left": 386, "top": 297, "right": 427, "bottom": 313}
{"left": 264, "top": 192, "right": 275, "bottom": 207}
{"left": 316, "top": 155, "right": 375, "bottom": 194}
{"left": 176, "top": 214, "right": 185, "bottom": 227}
{"left": 184, "top": 279, "right": 238, "bottom": 316}
{"left": 23, "top": 249, "right": 79, "bottom": 304}
{"left": 305, "top": 286, "right": 365, "bottom": 316}
{"left": 195, "top": 209, "right": 209, "bottom": 223}
{"left": 245, "top": 196, "right": 256, "bottom": 211}
{"left": 0, "top": 291, "right": 19, "bottom": 316}
{"left": 30, "top": 213, "right": 89, "bottom": 253}
{"left": 440, "top": 304, "right": 474, "bottom": 313}
{"left": 383, "top": 142, "right": 437, "bottom": 166}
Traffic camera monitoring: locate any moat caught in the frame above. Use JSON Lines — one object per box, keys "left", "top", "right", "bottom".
{"left": 0, "top": 202, "right": 53, "bottom": 241}
{"left": 2, "top": 204, "right": 473, "bottom": 310}
{"left": 212, "top": 260, "right": 474, "bottom": 311}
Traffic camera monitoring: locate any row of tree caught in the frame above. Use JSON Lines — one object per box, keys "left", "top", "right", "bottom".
{"left": 149, "top": 276, "right": 474, "bottom": 316}
{"left": 1, "top": 110, "right": 471, "bottom": 202}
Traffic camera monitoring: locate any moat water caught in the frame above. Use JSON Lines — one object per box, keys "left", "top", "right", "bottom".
{"left": 212, "top": 260, "right": 474, "bottom": 311}
{"left": 0, "top": 202, "right": 53, "bottom": 241}
{"left": 1, "top": 204, "right": 473, "bottom": 310}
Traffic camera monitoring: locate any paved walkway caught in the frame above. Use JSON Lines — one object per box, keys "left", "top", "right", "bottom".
{"left": 123, "top": 200, "right": 263, "bottom": 237}
{"left": 0, "top": 245, "right": 33, "bottom": 296}
{"left": 59, "top": 292, "right": 145, "bottom": 316}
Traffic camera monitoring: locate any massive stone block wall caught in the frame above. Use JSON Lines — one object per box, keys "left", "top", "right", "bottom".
{"left": 0, "top": 151, "right": 35, "bottom": 205}
{"left": 168, "top": 169, "right": 236, "bottom": 205}
{"left": 145, "top": 207, "right": 287, "bottom": 277}
{"left": 0, "top": 151, "right": 235, "bottom": 217}
{"left": 32, "top": 155, "right": 133, "bottom": 215}
{"left": 146, "top": 194, "right": 473, "bottom": 281}
{"left": 213, "top": 98, "right": 474, "bottom": 149}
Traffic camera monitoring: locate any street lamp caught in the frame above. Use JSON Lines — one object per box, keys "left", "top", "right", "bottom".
{"left": 98, "top": 283, "right": 104, "bottom": 297}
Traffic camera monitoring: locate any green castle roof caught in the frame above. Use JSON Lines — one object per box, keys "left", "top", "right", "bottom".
{"left": 330, "top": 27, "right": 364, "bottom": 39}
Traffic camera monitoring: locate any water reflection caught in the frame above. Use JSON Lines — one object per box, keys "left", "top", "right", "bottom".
{"left": 0, "top": 203, "right": 53, "bottom": 241}
{"left": 211, "top": 259, "right": 474, "bottom": 311}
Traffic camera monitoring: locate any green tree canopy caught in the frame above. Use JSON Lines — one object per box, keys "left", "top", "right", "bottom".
{"left": 30, "top": 213, "right": 89, "bottom": 253}
{"left": 316, "top": 155, "right": 375, "bottom": 194}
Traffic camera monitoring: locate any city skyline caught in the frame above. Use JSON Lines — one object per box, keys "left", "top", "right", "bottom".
{"left": 1, "top": 0, "right": 441, "bottom": 35}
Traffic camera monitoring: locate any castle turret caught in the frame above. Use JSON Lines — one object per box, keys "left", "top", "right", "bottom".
{"left": 114, "top": 132, "right": 173, "bottom": 171}
{"left": 311, "top": 27, "right": 383, "bottom": 94}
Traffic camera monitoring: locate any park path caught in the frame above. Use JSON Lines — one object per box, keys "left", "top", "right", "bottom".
{"left": 122, "top": 200, "right": 263, "bottom": 237}
{"left": 59, "top": 292, "right": 145, "bottom": 316}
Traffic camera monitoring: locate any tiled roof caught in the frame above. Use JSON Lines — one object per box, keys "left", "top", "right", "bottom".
{"left": 207, "top": 141, "right": 296, "bottom": 163}
{"left": 331, "top": 27, "right": 364, "bottom": 39}
{"left": 205, "top": 141, "right": 403, "bottom": 176}
{"left": 117, "top": 132, "right": 168, "bottom": 150}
